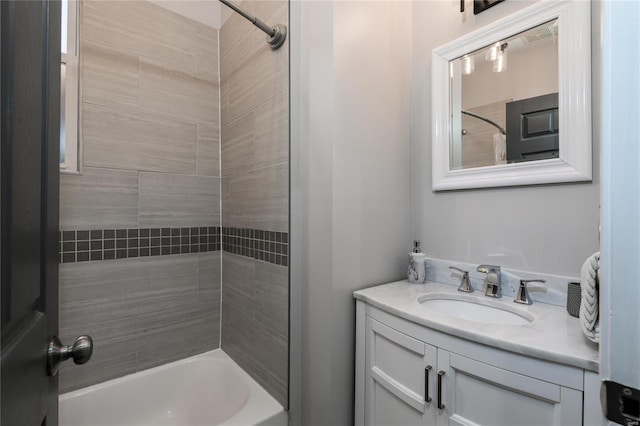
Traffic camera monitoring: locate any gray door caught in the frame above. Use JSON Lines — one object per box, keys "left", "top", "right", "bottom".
{"left": 1, "top": 1, "right": 61, "bottom": 424}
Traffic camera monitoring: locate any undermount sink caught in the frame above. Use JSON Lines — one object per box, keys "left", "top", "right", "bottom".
{"left": 418, "top": 295, "right": 534, "bottom": 326}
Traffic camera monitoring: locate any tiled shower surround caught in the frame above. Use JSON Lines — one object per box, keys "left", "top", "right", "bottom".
{"left": 58, "top": 0, "right": 290, "bottom": 407}
{"left": 220, "top": 0, "right": 289, "bottom": 407}
{"left": 58, "top": 0, "right": 222, "bottom": 393}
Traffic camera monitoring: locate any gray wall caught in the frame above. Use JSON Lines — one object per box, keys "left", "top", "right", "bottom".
{"left": 219, "top": 0, "right": 289, "bottom": 407}
{"left": 292, "top": 1, "right": 413, "bottom": 424}
{"left": 411, "top": 0, "right": 600, "bottom": 277}
{"left": 59, "top": 0, "right": 221, "bottom": 392}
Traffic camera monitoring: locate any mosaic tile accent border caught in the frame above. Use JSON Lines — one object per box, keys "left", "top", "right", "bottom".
{"left": 57, "top": 226, "right": 290, "bottom": 267}
{"left": 58, "top": 227, "right": 221, "bottom": 263}
{"left": 221, "top": 227, "right": 289, "bottom": 267}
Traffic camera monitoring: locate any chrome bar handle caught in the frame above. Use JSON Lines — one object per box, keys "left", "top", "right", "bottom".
{"left": 514, "top": 279, "right": 546, "bottom": 305}
{"left": 425, "top": 366, "right": 432, "bottom": 402}
{"left": 449, "top": 266, "right": 473, "bottom": 293}
{"left": 437, "top": 370, "right": 446, "bottom": 410}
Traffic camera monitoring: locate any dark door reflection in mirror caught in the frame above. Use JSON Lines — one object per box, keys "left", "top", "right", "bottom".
{"left": 450, "top": 19, "right": 558, "bottom": 170}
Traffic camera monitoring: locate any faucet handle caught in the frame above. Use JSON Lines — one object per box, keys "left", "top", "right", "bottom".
{"left": 449, "top": 266, "right": 473, "bottom": 293}
{"left": 514, "top": 279, "right": 546, "bottom": 305}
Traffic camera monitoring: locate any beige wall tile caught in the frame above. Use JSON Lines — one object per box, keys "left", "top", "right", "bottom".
{"left": 60, "top": 256, "right": 198, "bottom": 329}
{"left": 220, "top": 1, "right": 255, "bottom": 60}
{"left": 220, "top": 30, "right": 253, "bottom": 86}
{"left": 221, "top": 177, "right": 232, "bottom": 227}
{"left": 60, "top": 261, "right": 139, "bottom": 329}
{"left": 220, "top": 80, "right": 231, "bottom": 130}
{"left": 222, "top": 46, "right": 288, "bottom": 126}
{"left": 83, "top": 104, "right": 197, "bottom": 173}
{"left": 139, "top": 58, "right": 219, "bottom": 126}
{"left": 254, "top": 261, "right": 288, "bottom": 337}
{"left": 249, "top": 163, "right": 288, "bottom": 232}
{"left": 133, "top": 256, "right": 199, "bottom": 315}
{"left": 221, "top": 300, "right": 253, "bottom": 357}
{"left": 137, "top": 305, "right": 220, "bottom": 371}
{"left": 222, "top": 110, "right": 254, "bottom": 176}
{"left": 254, "top": 93, "right": 288, "bottom": 168}
{"left": 60, "top": 166, "right": 138, "bottom": 229}
{"left": 197, "top": 125, "right": 221, "bottom": 177}
{"left": 253, "top": 1, "right": 288, "bottom": 25}
{"left": 222, "top": 164, "right": 288, "bottom": 232}
{"left": 81, "top": 41, "right": 139, "bottom": 113}
{"left": 221, "top": 93, "right": 287, "bottom": 176}
{"left": 197, "top": 252, "right": 221, "bottom": 306}
{"left": 196, "top": 24, "right": 219, "bottom": 83}
{"left": 221, "top": 269, "right": 288, "bottom": 407}
{"left": 139, "top": 172, "right": 220, "bottom": 227}
{"left": 222, "top": 172, "right": 254, "bottom": 229}
{"left": 221, "top": 253, "right": 255, "bottom": 316}
{"left": 249, "top": 318, "right": 288, "bottom": 406}
{"left": 82, "top": 1, "right": 197, "bottom": 72}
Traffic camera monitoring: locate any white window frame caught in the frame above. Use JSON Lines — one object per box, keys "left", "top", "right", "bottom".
{"left": 60, "top": 0, "right": 80, "bottom": 174}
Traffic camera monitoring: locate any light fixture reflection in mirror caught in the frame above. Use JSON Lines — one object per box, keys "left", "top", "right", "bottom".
{"left": 492, "top": 43, "right": 508, "bottom": 73}
{"left": 451, "top": 19, "right": 558, "bottom": 170}
{"left": 461, "top": 55, "right": 474, "bottom": 75}
{"left": 485, "top": 43, "right": 499, "bottom": 61}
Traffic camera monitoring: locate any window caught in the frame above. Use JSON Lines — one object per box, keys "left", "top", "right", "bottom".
{"left": 61, "top": 0, "right": 79, "bottom": 173}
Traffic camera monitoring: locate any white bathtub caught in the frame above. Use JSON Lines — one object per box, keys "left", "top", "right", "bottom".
{"left": 59, "top": 350, "right": 287, "bottom": 426}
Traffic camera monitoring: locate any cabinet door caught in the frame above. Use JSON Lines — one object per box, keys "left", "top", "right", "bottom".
{"left": 436, "top": 350, "right": 582, "bottom": 426}
{"left": 366, "top": 317, "right": 438, "bottom": 425}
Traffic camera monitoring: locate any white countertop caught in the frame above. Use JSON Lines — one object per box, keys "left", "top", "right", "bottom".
{"left": 354, "top": 280, "right": 599, "bottom": 372}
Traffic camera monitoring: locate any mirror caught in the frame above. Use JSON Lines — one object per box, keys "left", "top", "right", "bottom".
{"left": 432, "top": 1, "right": 591, "bottom": 190}
{"left": 452, "top": 20, "right": 559, "bottom": 170}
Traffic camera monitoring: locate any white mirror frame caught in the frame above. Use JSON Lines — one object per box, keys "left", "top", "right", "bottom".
{"left": 432, "top": 0, "right": 591, "bottom": 191}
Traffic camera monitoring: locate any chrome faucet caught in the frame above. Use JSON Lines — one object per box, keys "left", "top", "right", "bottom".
{"left": 449, "top": 266, "right": 473, "bottom": 293}
{"left": 477, "top": 265, "right": 501, "bottom": 298}
{"left": 514, "top": 279, "right": 546, "bottom": 305}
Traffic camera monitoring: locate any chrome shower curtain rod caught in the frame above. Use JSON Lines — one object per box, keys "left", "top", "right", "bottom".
{"left": 461, "top": 110, "right": 506, "bottom": 135}
{"left": 218, "top": 0, "right": 287, "bottom": 49}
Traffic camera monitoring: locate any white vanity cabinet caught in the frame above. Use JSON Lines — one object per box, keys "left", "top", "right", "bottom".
{"left": 355, "top": 301, "right": 595, "bottom": 426}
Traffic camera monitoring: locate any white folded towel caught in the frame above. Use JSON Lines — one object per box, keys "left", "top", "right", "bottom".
{"left": 579, "top": 252, "right": 600, "bottom": 343}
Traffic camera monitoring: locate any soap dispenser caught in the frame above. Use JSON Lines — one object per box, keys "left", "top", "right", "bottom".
{"left": 407, "top": 240, "right": 426, "bottom": 284}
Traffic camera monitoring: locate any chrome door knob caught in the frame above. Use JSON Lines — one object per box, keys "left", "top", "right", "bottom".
{"left": 47, "top": 335, "right": 93, "bottom": 376}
